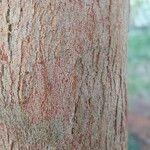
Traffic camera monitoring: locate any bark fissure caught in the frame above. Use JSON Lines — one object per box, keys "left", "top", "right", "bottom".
{"left": 6, "top": 0, "right": 12, "bottom": 61}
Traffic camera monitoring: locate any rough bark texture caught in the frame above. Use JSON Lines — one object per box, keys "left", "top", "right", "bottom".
{"left": 0, "top": 0, "right": 128, "bottom": 149}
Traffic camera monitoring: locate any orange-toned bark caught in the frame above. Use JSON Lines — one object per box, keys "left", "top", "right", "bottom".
{"left": 0, "top": 0, "right": 128, "bottom": 149}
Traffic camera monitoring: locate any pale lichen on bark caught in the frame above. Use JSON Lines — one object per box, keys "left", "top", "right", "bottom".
{"left": 0, "top": 0, "right": 128, "bottom": 149}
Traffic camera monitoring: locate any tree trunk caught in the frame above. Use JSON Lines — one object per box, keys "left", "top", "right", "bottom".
{"left": 0, "top": 0, "right": 128, "bottom": 149}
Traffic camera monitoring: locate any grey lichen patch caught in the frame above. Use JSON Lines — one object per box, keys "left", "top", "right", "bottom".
{"left": 0, "top": 108, "right": 65, "bottom": 149}
{"left": 27, "top": 118, "right": 65, "bottom": 145}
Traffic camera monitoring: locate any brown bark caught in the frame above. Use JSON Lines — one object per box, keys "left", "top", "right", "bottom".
{"left": 0, "top": 0, "right": 128, "bottom": 149}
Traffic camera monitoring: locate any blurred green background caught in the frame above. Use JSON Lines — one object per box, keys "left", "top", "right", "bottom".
{"left": 128, "top": 29, "right": 150, "bottom": 100}
{"left": 128, "top": 0, "right": 150, "bottom": 150}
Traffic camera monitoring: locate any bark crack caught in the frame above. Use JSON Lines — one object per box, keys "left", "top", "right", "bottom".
{"left": 71, "top": 95, "right": 80, "bottom": 135}
{"left": 6, "top": 0, "right": 12, "bottom": 61}
{"left": 1, "top": 65, "right": 7, "bottom": 107}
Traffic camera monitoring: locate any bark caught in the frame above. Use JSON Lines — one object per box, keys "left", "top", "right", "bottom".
{"left": 0, "top": 0, "right": 128, "bottom": 149}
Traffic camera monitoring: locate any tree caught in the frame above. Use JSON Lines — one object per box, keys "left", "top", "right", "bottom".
{"left": 0, "top": 0, "right": 129, "bottom": 149}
